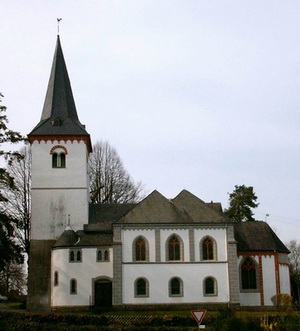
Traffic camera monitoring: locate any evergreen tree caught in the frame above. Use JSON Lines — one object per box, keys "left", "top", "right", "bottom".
{"left": 224, "top": 185, "right": 259, "bottom": 222}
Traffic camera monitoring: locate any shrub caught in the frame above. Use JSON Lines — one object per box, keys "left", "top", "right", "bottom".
{"left": 271, "top": 294, "right": 293, "bottom": 311}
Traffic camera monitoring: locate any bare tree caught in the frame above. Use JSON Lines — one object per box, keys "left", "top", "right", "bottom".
{"left": 89, "top": 141, "right": 143, "bottom": 204}
{"left": 0, "top": 263, "right": 26, "bottom": 297}
{"left": 287, "top": 240, "right": 300, "bottom": 307}
{"left": 2, "top": 146, "right": 31, "bottom": 256}
{"left": 0, "top": 93, "right": 24, "bottom": 272}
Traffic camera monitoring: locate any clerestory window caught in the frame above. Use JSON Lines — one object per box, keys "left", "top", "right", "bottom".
{"left": 201, "top": 236, "right": 217, "bottom": 261}
{"left": 167, "top": 235, "right": 183, "bottom": 261}
{"left": 133, "top": 236, "right": 149, "bottom": 262}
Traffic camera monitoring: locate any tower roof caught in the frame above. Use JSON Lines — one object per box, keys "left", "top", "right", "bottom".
{"left": 28, "top": 36, "right": 92, "bottom": 151}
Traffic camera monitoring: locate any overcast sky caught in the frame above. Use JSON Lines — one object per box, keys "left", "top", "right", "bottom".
{"left": 2, "top": 1, "right": 300, "bottom": 243}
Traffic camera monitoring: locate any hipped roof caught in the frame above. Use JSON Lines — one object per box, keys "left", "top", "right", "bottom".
{"left": 234, "top": 221, "right": 289, "bottom": 253}
{"left": 116, "top": 190, "right": 227, "bottom": 224}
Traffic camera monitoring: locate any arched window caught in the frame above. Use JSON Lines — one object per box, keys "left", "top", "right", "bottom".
{"left": 135, "top": 237, "right": 146, "bottom": 261}
{"left": 169, "top": 277, "right": 183, "bottom": 297}
{"left": 50, "top": 145, "right": 67, "bottom": 168}
{"left": 203, "top": 276, "right": 217, "bottom": 296}
{"left": 97, "top": 249, "right": 110, "bottom": 262}
{"left": 135, "top": 278, "right": 149, "bottom": 297}
{"left": 54, "top": 271, "right": 59, "bottom": 286}
{"left": 52, "top": 152, "right": 66, "bottom": 168}
{"left": 133, "top": 236, "right": 148, "bottom": 262}
{"left": 70, "top": 278, "right": 77, "bottom": 294}
{"left": 52, "top": 153, "right": 58, "bottom": 168}
{"left": 60, "top": 153, "right": 66, "bottom": 167}
{"left": 201, "top": 236, "right": 216, "bottom": 261}
{"left": 70, "top": 250, "right": 75, "bottom": 262}
{"left": 167, "top": 235, "right": 182, "bottom": 261}
{"left": 69, "top": 249, "right": 82, "bottom": 263}
{"left": 241, "top": 257, "right": 258, "bottom": 290}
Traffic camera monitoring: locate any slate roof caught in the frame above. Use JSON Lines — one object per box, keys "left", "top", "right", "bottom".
{"left": 234, "top": 221, "right": 289, "bottom": 253}
{"left": 116, "top": 190, "right": 192, "bottom": 224}
{"left": 53, "top": 226, "right": 79, "bottom": 248}
{"left": 28, "top": 36, "right": 91, "bottom": 145}
{"left": 85, "top": 203, "right": 136, "bottom": 232}
{"left": 172, "top": 190, "right": 227, "bottom": 223}
{"left": 52, "top": 191, "right": 289, "bottom": 254}
{"left": 115, "top": 190, "right": 227, "bottom": 224}
{"left": 75, "top": 231, "right": 113, "bottom": 247}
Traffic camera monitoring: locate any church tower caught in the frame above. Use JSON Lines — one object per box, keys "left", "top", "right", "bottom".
{"left": 27, "top": 36, "right": 92, "bottom": 310}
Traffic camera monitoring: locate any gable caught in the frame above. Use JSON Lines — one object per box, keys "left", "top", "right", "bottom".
{"left": 116, "top": 190, "right": 191, "bottom": 224}
{"left": 172, "top": 190, "right": 227, "bottom": 223}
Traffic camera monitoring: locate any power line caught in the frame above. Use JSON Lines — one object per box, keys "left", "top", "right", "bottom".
{"left": 255, "top": 211, "right": 300, "bottom": 226}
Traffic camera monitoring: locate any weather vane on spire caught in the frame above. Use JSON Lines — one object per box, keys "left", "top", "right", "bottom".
{"left": 57, "top": 18, "right": 62, "bottom": 35}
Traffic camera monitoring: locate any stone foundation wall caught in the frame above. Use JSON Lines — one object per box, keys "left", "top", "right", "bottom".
{"left": 27, "top": 240, "right": 55, "bottom": 311}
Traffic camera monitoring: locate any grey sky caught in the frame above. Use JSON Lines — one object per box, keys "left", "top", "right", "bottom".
{"left": 2, "top": 1, "right": 300, "bottom": 243}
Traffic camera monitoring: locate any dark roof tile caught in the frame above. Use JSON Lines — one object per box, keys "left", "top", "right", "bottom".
{"left": 234, "top": 221, "right": 289, "bottom": 253}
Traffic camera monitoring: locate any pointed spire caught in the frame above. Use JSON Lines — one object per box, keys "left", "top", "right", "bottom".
{"left": 29, "top": 36, "right": 92, "bottom": 151}
{"left": 40, "top": 35, "right": 80, "bottom": 123}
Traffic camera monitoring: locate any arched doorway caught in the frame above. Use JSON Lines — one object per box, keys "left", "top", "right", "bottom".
{"left": 94, "top": 279, "right": 112, "bottom": 307}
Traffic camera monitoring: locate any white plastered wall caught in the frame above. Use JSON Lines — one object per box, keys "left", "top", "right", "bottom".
{"left": 262, "top": 255, "right": 276, "bottom": 305}
{"left": 51, "top": 248, "right": 113, "bottom": 307}
{"left": 122, "top": 229, "right": 156, "bottom": 262}
{"left": 31, "top": 140, "right": 89, "bottom": 239}
{"left": 194, "top": 228, "right": 227, "bottom": 261}
{"left": 238, "top": 256, "right": 260, "bottom": 306}
{"left": 238, "top": 254, "right": 279, "bottom": 306}
{"left": 121, "top": 227, "right": 230, "bottom": 304}
{"left": 122, "top": 263, "right": 229, "bottom": 304}
{"left": 279, "top": 264, "right": 291, "bottom": 295}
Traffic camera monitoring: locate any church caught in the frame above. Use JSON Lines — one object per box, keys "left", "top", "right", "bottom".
{"left": 27, "top": 36, "right": 290, "bottom": 311}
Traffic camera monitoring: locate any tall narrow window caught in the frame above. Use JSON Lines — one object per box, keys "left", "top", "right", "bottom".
{"left": 133, "top": 236, "right": 148, "bottom": 262}
{"left": 168, "top": 235, "right": 181, "bottom": 261}
{"left": 135, "top": 278, "right": 149, "bottom": 297}
{"left": 169, "top": 277, "right": 183, "bottom": 296}
{"left": 54, "top": 271, "right": 59, "bottom": 287}
{"left": 52, "top": 153, "right": 58, "bottom": 168}
{"left": 135, "top": 238, "right": 146, "bottom": 261}
{"left": 70, "top": 279, "right": 77, "bottom": 294}
{"left": 204, "top": 277, "right": 217, "bottom": 296}
{"left": 60, "top": 153, "right": 66, "bottom": 167}
{"left": 241, "top": 257, "right": 257, "bottom": 290}
{"left": 70, "top": 250, "right": 75, "bottom": 262}
{"left": 104, "top": 250, "right": 109, "bottom": 261}
{"left": 201, "top": 236, "right": 216, "bottom": 261}
{"left": 97, "top": 250, "right": 102, "bottom": 261}
{"left": 76, "top": 250, "right": 82, "bottom": 262}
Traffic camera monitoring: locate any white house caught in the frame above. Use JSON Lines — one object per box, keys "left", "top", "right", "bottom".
{"left": 27, "top": 36, "right": 290, "bottom": 311}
